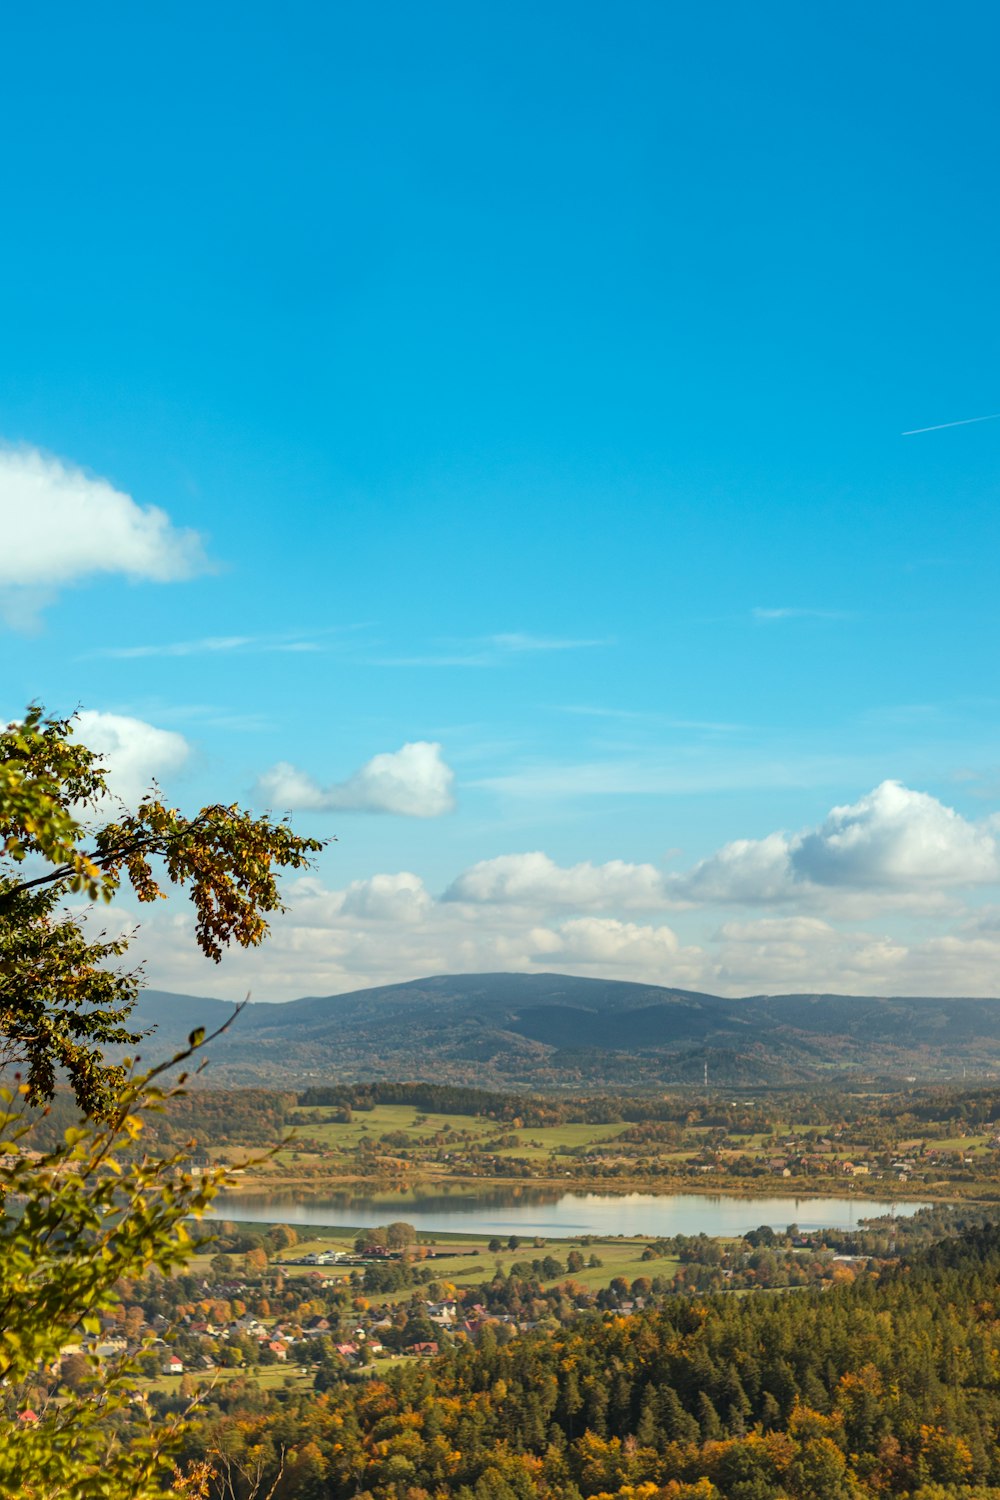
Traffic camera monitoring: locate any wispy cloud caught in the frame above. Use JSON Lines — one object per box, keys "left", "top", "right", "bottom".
{"left": 369, "top": 653, "right": 497, "bottom": 668}
{"left": 475, "top": 750, "right": 875, "bottom": 799}
{"left": 98, "top": 635, "right": 257, "bottom": 659}
{"left": 489, "top": 632, "right": 609, "bottom": 652}
{"left": 558, "top": 705, "right": 744, "bottom": 732}
{"left": 753, "top": 607, "right": 853, "bottom": 622}
{"left": 153, "top": 703, "right": 274, "bottom": 733}
{"left": 89, "top": 627, "right": 363, "bottom": 660}
{"left": 370, "top": 632, "right": 611, "bottom": 669}
{"left": 902, "top": 412, "right": 1000, "bottom": 436}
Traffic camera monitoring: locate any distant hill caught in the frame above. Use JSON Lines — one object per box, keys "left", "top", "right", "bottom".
{"left": 121, "top": 972, "right": 1000, "bottom": 1088}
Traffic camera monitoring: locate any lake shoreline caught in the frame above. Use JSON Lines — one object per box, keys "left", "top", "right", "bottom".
{"left": 218, "top": 1167, "right": 979, "bottom": 1208}
{"left": 205, "top": 1186, "right": 935, "bottom": 1239}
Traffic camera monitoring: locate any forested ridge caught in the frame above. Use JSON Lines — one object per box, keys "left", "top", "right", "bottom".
{"left": 130, "top": 978, "right": 1000, "bottom": 1088}
{"left": 167, "top": 1222, "right": 1000, "bottom": 1498}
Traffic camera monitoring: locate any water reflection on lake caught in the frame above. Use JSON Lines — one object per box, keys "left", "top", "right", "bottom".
{"left": 206, "top": 1188, "right": 929, "bottom": 1238}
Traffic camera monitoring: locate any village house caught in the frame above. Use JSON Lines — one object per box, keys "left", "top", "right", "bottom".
{"left": 230, "top": 1314, "right": 266, "bottom": 1337}
{"left": 425, "top": 1299, "right": 458, "bottom": 1324}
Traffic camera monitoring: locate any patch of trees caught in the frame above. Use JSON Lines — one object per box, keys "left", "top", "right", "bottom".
{"left": 150, "top": 1088, "right": 298, "bottom": 1146}
{"left": 353, "top": 1221, "right": 419, "bottom": 1253}
{"left": 170, "top": 1220, "right": 1000, "bottom": 1497}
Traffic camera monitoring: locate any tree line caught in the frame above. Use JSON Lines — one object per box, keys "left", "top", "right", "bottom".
{"left": 155, "top": 1218, "right": 1000, "bottom": 1498}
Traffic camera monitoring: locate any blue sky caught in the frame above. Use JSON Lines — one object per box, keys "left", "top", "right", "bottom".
{"left": 3, "top": 2, "right": 1000, "bottom": 998}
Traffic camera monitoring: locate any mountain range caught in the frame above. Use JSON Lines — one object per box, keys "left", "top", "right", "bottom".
{"left": 123, "top": 972, "right": 1000, "bottom": 1088}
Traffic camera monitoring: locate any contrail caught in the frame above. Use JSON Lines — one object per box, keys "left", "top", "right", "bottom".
{"left": 902, "top": 412, "right": 1000, "bottom": 436}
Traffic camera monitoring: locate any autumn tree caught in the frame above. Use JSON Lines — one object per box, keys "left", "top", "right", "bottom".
{"left": 0, "top": 705, "right": 323, "bottom": 1497}
{"left": 0, "top": 705, "right": 323, "bottom": 1115}
{"left": 0, "top": 1043, "right": 228, "bottom": 1497}
{"left": 385, "top": 1219, "right": 418, "bottom": 1249}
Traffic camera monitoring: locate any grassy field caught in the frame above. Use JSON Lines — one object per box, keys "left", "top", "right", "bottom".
{"left": 264, "top": 1232, "right": 679, "bottom": 1300}
{"left": 919, "top": 1132, "right": 991, "bottom": 1154}
{"left": 291, "top": 1104, "right": 498, "bottom": 1148}
{"left": 276, "top": 1104, "right": 648, "bottom": 1166}
{"left": 490, "top": 1122, "right": 628, "bottom": 1160}
{"left": 228, "top": 1101, "right": 976, "bottom": 1203}
{"left": 134, "top": 1363, "right": 318, "bottom": 1396}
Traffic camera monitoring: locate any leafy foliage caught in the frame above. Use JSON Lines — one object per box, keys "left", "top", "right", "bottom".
{"left": 0, "top": 1042, "right": 227, "bottom": 1500}
{"left": 0, "top": 703, "right": 322, "bottom": 1497}
{"left": 0, "top": 706, "right": 324, "bottom": 1115}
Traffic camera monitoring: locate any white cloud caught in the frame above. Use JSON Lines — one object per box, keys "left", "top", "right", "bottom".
{"left": 0, "top": 445, "right": 207, "bottom": 627}
{"left": 674, "top": 832, "right": 793, "bottom": 905}
{"left": 792, "top": 781, "right": 999, "bottom": 886}
{"left": 100, "top": 783, "right": 1000, "bottom": 1000}
{"left": 339, "top": 872, "right": 434, "bottom": 923}
{"left": 130, "top": 849, "right": 1000, "bottom": 1001}
{"left": 256, "top": 742, "right": 455, "bottom": 818}
{"left": 74, "top": 709, "right": 191, "bottom": 805}
{"left": 132, "top": 873, "right": 708, "bottom": 1000}
{"left": 534, "top": 916, "right": 688, "bottom": 968}
{"left": 713, "top": 916, "right": 909, "bottom": 990}
{"left": 445, "top": 851, "right": 670, "bottom": 908}
{"left": 675, "top": 781, "right": 1000, "bottom": 906}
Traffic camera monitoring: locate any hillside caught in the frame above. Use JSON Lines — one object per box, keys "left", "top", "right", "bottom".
{"left": 167, "top": 1221, "right": 1000, "bottom": 1498}
{"left": 124, "top": 972, "right": 1000, "bottom": 1087}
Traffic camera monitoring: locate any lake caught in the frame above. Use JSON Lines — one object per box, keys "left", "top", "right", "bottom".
{"left": 206, "top": 1188, "right": 930, "bottom": 1239}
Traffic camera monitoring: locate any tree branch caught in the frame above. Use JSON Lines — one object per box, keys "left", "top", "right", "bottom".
{"left": 0, "top": 815, "right": 212, "bottom": 909}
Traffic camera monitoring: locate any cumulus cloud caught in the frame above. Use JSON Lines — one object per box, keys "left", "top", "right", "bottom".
{"left": 4, "top": 707, "right": 191, "bottom": 807}
{"left": 107, "top": 783, "right": 1000, "bottom": 1000}
{"left": 256, "top": 742, "right": 455, "bottom": 818}
{"left": 713, "top": 916, "right": 909, "bottom": 990}
{"left": 675, "top": 781, "right": 1000, "bottom": 906}
{"left": 0, "top": 446, "right": 207, "bottom": 627}
{"left": 74, "top": 709, "right": 191, "bottom": 805}
{"left": 674, "top": 832, "right": 793, "bottom": 905}
{"left": 533, "top": 916, "right": 690, "bottom": 968}
{"left": 131, "top": 873, "right": 708, "bottom": 1000}
{"left": 793, "top": 781, "right": 999, "bottom": 886}
{"left": 338, "top": 872, "right": 434, "bottom": 923}
{"left": 129, "top": 848, "right": 1000, "bottom": 1002}
{"left": 444, "top": 851, "right": 670, "bottom": 909}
